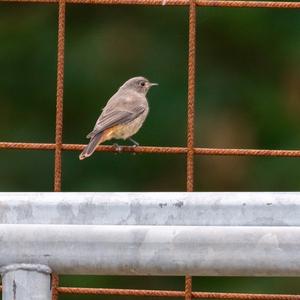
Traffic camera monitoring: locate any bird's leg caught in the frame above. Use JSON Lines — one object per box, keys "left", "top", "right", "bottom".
{"left": 113, "top": 143, "right": 123, "bottom": 153}
{"left": 129, "top": 138, "right": 139, "bottom": 147}
{"left": 127, "top": 138, "right": 139, "bottom": 156}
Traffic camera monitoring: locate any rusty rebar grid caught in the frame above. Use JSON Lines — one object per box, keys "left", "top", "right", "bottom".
{"left": 1, "top": 0, "right": 300, "bottom": 299}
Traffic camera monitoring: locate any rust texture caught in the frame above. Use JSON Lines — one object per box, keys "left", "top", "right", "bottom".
{"left": 53, "top": 288, "right": 300, "bottom": 299}
{"left": 2, "top": 142, "right": 300, "bottom": 157}
{"left": 194, "top": 148, "right": 300, "bottom": 157}
{"left": 192, "top": 292, "right": 300, "bottom": 300}
{"left": 186, "top": 0, "right": 196, "bottom": 193}
{"left": 185, "top": 0, "right": 196, "bottom": 294}
{"left": 54, "top": 0, "right": 66, "bottom": 192}
{"left": 0, "top": 0, "right": 300, "bottom": 299}
{"left": 51, "top": 273, "right": 59, "bottom": 300}
{"left": 185, "top": 275, "right": 193, "bottom": 300}
{"left": 57, "top": 287, "right": 184, "bottom": 296}
{"left": 1, "top": 0, "right": 300, "bottom": 7}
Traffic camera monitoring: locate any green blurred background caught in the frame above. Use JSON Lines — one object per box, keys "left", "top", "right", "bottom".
{"left": 1, "top": 2, "right": 300, "bottom": 298}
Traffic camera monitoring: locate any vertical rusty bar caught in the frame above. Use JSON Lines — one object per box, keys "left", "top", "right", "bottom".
{"left": 54, "top": 0, "right": 66, "bottom": 192}
{"left": 185, "top": 275, "right": 192, "bottom": 300}
{"left": 52, "top": 1, "right": 65, "bottom": 291}
{"left": 186, "top": 0, "right": 196, "bottom": 193}
{"left": 51, "top": 273, "right": 59, "bottom": 300}
{"left": 186, "top": 0, "right": 196, "bottom": 298}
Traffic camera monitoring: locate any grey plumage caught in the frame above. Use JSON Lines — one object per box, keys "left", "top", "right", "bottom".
{"left": 79, "top": 76, "right": 158, "bottom": 160}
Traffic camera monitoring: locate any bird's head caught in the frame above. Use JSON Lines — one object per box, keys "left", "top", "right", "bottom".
{"left": 120, "top": 76, "right": 158, "bottom": 95}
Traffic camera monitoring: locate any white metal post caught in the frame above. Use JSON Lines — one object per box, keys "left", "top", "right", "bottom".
{"left": 1, "top": 264, "right": 52, "bottom": 300}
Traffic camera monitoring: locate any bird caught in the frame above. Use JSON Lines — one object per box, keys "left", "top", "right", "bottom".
{"left": 79, "top": 76, "right": 158, "bottom": 160}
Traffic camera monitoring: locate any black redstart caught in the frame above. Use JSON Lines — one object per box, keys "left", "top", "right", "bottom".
{"left": 79, "top": 76, "right": 158, "bottom": 160}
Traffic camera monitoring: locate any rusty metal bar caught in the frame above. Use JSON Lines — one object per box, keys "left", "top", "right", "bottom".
{"left": 52, "top": 1, "right": 66, "bottom": 296}
{"left": 185, "top": 276, "right": 192, "bottom": 300}
{"left": 192, "top": 292, "right": 300, "bottom": 300}
{"left": 3, "top": 142, "right": 300, "bottom": 157}
{"left": 54, "top": 0, "right": 66, "bottom": 192}
{"left": 57, "top": 287, "right": 184, "bottom": 296}
{"left": 1, "top": 0, "right": 300, "bottom": 8}
{"left": 51, "top": 273, "right": 59, "bottom": 300}
{"left": 54, "top": 287, "right": 300, "bottom": 300}
{"left": 195, "top": 1, "right": 300, "bottom": 8}
{"left": 185, "top": 0, "right": 196, "bottom": 296}
{"left": 193, "top": 148, "right": 300, "bottom": 157}
{"left": 62, "top": 144, "right": 187, "bottom": 153}
{"left": 0, "top": 142, "right": 187, "bottom": 153}
{"left": 186, "top": 0, "right": 196, "bottom": 192}
{"left": 0, "top": 142, "right": 56, "bottom": 150}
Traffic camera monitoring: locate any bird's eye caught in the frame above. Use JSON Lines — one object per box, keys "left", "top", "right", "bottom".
{"left": 140, "top": 81, "right": 145, "bottom": 87}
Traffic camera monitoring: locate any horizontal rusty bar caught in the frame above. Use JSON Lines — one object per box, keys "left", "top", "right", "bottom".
{"left": 57, "top": 287, "right": 183, "bottom": 296}
{"left": 56, "top": 287, "right": 300, "bottom": 300}
{"left": 1, "top": 141, "right": 300, "bottom": 157}
{"left": 1, "top": 284, "right": 300, "bottom": 299}
{"left": 194, "top": 148, "right": 300, "bottom": 157}
{"left": 192, "top": 292, "right": 300, "bottom": 300}
{"left": 0, "top": 0, "right": 300, "bottom": 8}
{"left": 63, "top": 143, "right": 187, "bottom": 154}
{"left": 0, "top": 142, "right": 186, "bottom": 154}
{"left": 0, "top": 142, "right": 56, "bottom": 150}
{"left": 196, "top": 1, "right": 300, "bottom": 8}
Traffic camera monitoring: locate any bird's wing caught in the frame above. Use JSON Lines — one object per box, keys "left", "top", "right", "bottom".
{"left": 86, "top": 105, "right": 145, "bottom": 139}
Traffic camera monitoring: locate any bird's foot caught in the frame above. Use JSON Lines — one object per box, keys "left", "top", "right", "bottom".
{"left": 129, "top": 138, "right": 139, "bottom": 147}
{"left": 113, "top": 143, "right": 123, "bottom": 153}
{"left": 128, "top": 138, "right": 139, "bottom": 155}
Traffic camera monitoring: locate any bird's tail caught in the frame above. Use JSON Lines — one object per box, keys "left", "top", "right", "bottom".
{"left": 79, "top": 132, "right": 103, "bottom": 160}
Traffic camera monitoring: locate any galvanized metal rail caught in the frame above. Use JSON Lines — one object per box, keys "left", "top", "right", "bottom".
{"left": 1, "top": 192, "right": 300, "bottom": 299}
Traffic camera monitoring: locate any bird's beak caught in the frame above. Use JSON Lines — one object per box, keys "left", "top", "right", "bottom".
{"left": 149, "top": 82, "right": 159, "bottom": 87}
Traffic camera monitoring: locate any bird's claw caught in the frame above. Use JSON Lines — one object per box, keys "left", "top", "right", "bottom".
{"left": 129, "top": 138, "right": 139, "bottom": 147}
{"left": 113, "top": 141, "right": 138, "bottom": 155}
{"left": 113, "top": 143, "right": 122, "bottom": 153}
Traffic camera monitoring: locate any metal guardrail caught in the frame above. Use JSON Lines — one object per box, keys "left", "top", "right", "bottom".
{"left": 1, "top": 192, "right": 300, "bottom": 299}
